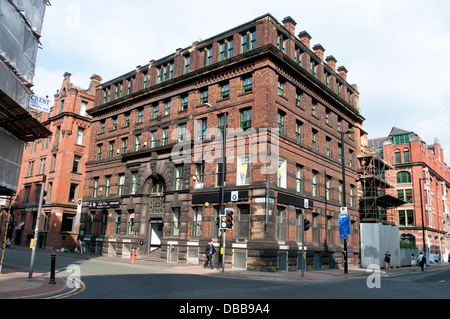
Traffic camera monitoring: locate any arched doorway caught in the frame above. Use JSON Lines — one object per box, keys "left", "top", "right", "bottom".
{"left": 145, "top": 175, "right": 166, "bottom": 254}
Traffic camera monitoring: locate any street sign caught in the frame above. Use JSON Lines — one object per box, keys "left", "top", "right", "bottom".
{"left": 220, "top": 215, "right": 227, "bottom": 229}
{"left": 338, "top": 213, "right": 351, "bottom": 236}
{"left": 231, "top": 191, "right": 238, "bottom": 201}
{"left": 340, "top": 206, "right": 347, "bottom": 214}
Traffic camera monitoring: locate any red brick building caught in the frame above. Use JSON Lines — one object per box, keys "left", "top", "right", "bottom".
{"left": 10, "top": 72, "right": 101, "bottom": 250}
{"left": 369, "top": 127, "right": 450, "bottom": 259}
{"left": 82, "top": 14, "right": 364, "bottom": 270}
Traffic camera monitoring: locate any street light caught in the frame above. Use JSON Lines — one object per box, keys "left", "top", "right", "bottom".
{"left": 204, "top": 103, "right": 227, "bottom": 272}
{"left": 341, "top": 129, "right": 354, "bottom": 274}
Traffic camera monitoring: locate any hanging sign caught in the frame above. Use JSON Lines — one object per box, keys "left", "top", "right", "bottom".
{"left": 29, "top": 94, "right": 51, "bottom": 113}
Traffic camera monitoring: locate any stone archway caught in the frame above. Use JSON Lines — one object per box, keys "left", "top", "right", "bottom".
{"left": 144, "top": 174, "right": 166, "bottom": 254}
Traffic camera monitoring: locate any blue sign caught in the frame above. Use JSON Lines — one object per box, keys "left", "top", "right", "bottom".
{"left": 338, "top": 214, "right": 351, "bottom": 236}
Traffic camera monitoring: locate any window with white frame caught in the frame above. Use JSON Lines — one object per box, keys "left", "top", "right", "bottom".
{"left": 131, "top": 172, "right": 138, "bottom": 194}
{"left": 326, "top": 175, "right": 332, "bottom": 200}
{"left": 80, "top": 101, "right": 87, "bottom": 116}
{"left": 178, "top": 123, "right": 186, "bottom": 142}
{"left": 312, "top": 171, "right": 318, "bottom": 197}
{"left": 296, "top": 165, "right": 302, "bottom": 192}
{"left": 197, "top": 118, "right": 207, "bottom": 140}
{"left": 174, "top": 165, "right": 184, "bottom": 190}
{"left": 76, "top": 127, "right": 84, "bottom": 145}
{"left": 194, "top": 162, "right": 204, "bottom": 188}
{"left": 118, "top": 174, "right": 125, "bottom": 196}
{"left": 172, "top": 208, "right": 181, "bottom": 236}
{"left": 192, "top": 207, "right": 202, "bottom": 237}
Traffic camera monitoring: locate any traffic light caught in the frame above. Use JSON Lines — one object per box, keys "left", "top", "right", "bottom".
{"left": 225, "top": 208, "right": 234, "bottom": 229}
{"left": 303, "top": 218, "right": 310, "bottom": 231}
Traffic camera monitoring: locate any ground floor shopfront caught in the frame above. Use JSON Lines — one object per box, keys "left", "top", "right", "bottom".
{"left": 9, "top": 205, "right": 80, "bottom": 251}
{"left": 81, "top": 187, "right": 360, "bottom": 271}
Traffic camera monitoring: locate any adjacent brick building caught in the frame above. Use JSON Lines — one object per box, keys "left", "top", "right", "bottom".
{"left": 10, "top": 72, "right": 100, "bottom": 250}
{"left": 369, "top": 127, "right": 450, "bottom": 259}
{"left": 82, "top": 14, "right": 365, "bottom": 270}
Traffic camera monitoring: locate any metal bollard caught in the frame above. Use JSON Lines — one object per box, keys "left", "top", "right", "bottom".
{"left": 49, "top": 254, "right": 56, "bottom": 284}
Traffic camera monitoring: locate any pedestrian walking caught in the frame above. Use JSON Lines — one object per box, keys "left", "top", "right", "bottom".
{"left": 434, "top": 252, "right": 439, "bottom": 264}
{"left": 384, "top": 251, "right": 391, "bottom": 269}
{"left": 418, "top": 251, "right": 426, "bottom": 271}
{"left": 410, "top": 253, "right": 416, "bottom": 271}
{"left": 203, "top": 240, "right": 216, "bottom": 269}
{"left": 78, "top": 239, "right": 85, "bottom": 256}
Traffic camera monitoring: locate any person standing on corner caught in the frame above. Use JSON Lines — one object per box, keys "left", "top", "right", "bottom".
{"left": 204, "top": 240, "right": 216, "bottom": 269}
{"left": 384, "top": 251, "right": 391, "bottom": 270}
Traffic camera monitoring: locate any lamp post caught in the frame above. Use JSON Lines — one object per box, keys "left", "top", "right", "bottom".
{"left": 418, "top": 177, "right": 427, "bottom": 258}
{"left": 341, "top": 129, "right": 354, "bottom": 274}
{"left": 204, "top": 103, "right": 227, "bottom": 272}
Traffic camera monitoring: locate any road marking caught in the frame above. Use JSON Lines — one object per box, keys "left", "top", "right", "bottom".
{"left": 44, "top": 277, "right": 86, "bottom": 299}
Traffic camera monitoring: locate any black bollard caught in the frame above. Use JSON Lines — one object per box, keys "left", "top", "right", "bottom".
{"left": 49, "top": 254, "right": 56, "bottom": 284}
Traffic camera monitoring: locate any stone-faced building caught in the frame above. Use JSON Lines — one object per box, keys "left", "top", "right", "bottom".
{"left": 82, "top": 14, "right": 364, "bottom": 271}
{"left": 11, "top": 73, "right": 100, "bottom": 250}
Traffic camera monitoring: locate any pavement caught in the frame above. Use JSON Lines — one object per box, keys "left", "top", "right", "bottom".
{"left": 1, "top": 245, "right": 449, "bottom": 299}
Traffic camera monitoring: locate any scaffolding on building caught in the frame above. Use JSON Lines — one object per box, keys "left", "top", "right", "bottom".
{"left": 357, "top": 150, "right": 405, "bottom": 223}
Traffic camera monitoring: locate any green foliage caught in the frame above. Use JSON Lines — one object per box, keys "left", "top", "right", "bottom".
{"left": 400, "top": 239, "right": 417, "bottom": 249}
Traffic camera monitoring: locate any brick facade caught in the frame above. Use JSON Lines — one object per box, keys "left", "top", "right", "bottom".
{"left": 82, "top": 14, "right": 364, "bottom": 270}
{"left": 372, "top": 127, "right": 450, "bottom": 258}
{"left": 10, "top": 73, "right": 100, "bottom": 250}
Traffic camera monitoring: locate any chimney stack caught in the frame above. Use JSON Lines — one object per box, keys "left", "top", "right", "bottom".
{"left": 88, "top": 74, "right": 103, "bottom": 92}
{"left": 325, "top": 55, "right": 337, "bottom": 71}
{"left": 298, "top": 31, "right": 311, "bottom": 48}
{"left": 313, "top": 44, "right": 325, "bottom": 61}
{"left": 337, "top": 66, "right": 348, "bottom": 81}
{"left": 282, "top": 16, "right": 297, "bottom": 35}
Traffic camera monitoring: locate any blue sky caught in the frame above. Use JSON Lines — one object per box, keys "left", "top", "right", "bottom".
{"left": 33, "top": 0, "right": 450, "bottom": 162}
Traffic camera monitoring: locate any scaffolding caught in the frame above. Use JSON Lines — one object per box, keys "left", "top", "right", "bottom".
{"left": 357, "top": 150, "right": 405, "bottom": 223}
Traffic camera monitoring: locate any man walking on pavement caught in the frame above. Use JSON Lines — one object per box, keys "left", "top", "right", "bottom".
{"left": 204, "top": 240, "right": 216, "bottom": 269}
{"left": 418, "top": 251, "right": 426, "bottom": 271}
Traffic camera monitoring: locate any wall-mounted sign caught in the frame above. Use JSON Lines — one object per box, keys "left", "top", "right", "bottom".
{"left": 89, "top": 200, "right": 120, "bottom": 209}
{"left": 29, "top": 94, "right": 51, "bottom": 113}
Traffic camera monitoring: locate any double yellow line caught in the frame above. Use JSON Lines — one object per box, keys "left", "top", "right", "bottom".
{"left": 44, "top": 277, "right": 86, "bottom": 299}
